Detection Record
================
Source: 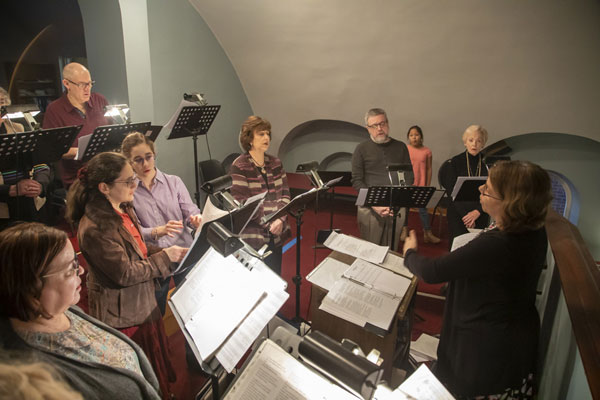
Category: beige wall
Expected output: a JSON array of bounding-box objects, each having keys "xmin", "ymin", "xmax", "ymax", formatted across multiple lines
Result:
[{"xmin": 190, "ymin": 0, "xmax": 600, "ymax": 178}]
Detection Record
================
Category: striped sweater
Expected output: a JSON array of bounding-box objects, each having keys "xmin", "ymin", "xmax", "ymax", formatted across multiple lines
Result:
[{"xmin": 229, "ymin": 153, "xmax": 291, "ymax": 250}]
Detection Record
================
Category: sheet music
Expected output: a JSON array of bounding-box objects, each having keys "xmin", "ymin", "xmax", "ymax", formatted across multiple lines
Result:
[
  {"xmin": 394, "ymin": 364, "xmax": 455, "ymax": 400},
  {"xmin": 450, "ymin": 231, "xmax": 480, "ymax": 252},
  {"xmin": 377, "ymin": 252, "xmax": 413, "ymax": 279},
  {"xmin": 224, "ymin": 339, "xmax": 356, "ymax": 400},
  {"xmin": 344, "ymin": 258, "xmax": 411, "ymax": 299},
  {"xmin": 170, "ymin": 249, "xmax": 266, "ymax": 359},
  {"xmin": 410, "ymin": 333, "xmax": 439, "ymax": 361},
  {"xmin": 164, "ymin": 99, "xmax": 199, "ymax": 130},
  {"xmin": 75, "ymin": 133, "xmax": 92, "ymax": 160},
  {"xmin": 198, "ymin": 196, "xmax": 230, "ymax": 232},
  {"xmin": 306, "ymin": 257, "xmax": 350, "ymax": 291},
  {"xmin": 244, "ymin": 190, "xmax": 267, "ymax": 206},
  {"xmin": 324, "ymin": 231, "xmax": 388, "ymax": 265},
  {"xmin": 319, "ymin": 278, "xmax": 400, "ymax": 330},
  {"xmin": 216, "ymin": 255, "xmax": 289, "ymax": 372}
]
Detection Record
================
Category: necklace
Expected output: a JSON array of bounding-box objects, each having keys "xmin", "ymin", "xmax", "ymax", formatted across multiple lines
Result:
[
  {"xmin": 465, "ymin": 151, "xmax": 481, "ymax": 177},
  {"xmin": 250, "ymin": 155, "xmax": 266, "ymax": 174}
]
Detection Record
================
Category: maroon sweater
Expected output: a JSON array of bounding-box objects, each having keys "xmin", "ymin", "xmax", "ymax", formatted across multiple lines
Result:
[
  {"xmin": 42, "ymin": 93, "xmax": 110, "ymax": 186},
  {"xmin": 229, "ymin": 153, "xmax": 291, "ymax": 250}
]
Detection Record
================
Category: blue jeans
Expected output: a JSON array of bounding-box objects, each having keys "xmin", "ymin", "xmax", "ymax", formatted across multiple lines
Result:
[{"xmin": 403, "ymin": 208, "xmax": 431, "ymax": 230}]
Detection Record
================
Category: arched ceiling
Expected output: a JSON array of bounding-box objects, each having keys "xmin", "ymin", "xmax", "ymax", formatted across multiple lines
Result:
[{"xmin": 188, "ymin": 0, "xmax": 600, "ymax": 160}]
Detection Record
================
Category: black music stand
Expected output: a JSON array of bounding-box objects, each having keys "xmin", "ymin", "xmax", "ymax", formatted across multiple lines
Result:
[
  {"xmin": 262, "ymin": 185, "xmax": 331, "ymax": 323},
  {"xmin": 167, "ymin": 105, "xmax": 221, "ymax": 207},
  {"xmin": 356, "ymin": 186, "xmax": 437, "ymax": 250},
  {"xmin": 0, "ymin": 126, "xmax": 81, "ymax": 171},
  {"xmin": 0, "ymin": 126, "xmax": 81, "ymax": 219},
  {"xmin": 451, "ymin": 176, "xmax": 487, "ymax": 202},
  {"xmin": 315, "ymin": 171, "xmax": 353, "ymax": 243},
  {"xmin": 145, "ymin": 125, "xmax": 163, "ymax": 142},
  {"xmin": 79, "ymin": 122, "xmax": 152, "ymax": 162}
]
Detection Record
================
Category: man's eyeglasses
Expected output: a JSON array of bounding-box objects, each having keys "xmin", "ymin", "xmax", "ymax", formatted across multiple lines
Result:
[
  {"xmin": 66, "ymin": 79, "xmax": 95, "ymax": 89},
  {"xmin": 367, "ymin": 121, "xmax": 388, "ymax": 130},
  {"xmin": 132, "ymin": 154, "xmax": 155, "ymax": 166},
  {"xmin": 481, "ymin": 183, "xmax": 502, "ymax": 200},
  {"xmin": 42, "ymin": 255, "xmax": 81, "ymax": 278},
  {"xmin": 113, "ymin": 175, "xmax": 138, "ymax": 188}
]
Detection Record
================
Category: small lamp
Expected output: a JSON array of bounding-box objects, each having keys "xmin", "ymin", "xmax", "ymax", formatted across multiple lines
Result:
[
  {"xmin": 200, "ymin": 175, "xmax": 241, "ymax": 210},
  {"xmin": 386, "ymin": 163, "xmax": 412, "ymax": 186},
  {"xmin": 104, "ymin": 104, "xmax": 130, "ymax": 124},
  {"xmin": 296, "ymin": 160, "xmax": 324, "ymax": 188},
  {"xmin": 184, "ymin": 92, "xmax": 208, "ymax": 106}
]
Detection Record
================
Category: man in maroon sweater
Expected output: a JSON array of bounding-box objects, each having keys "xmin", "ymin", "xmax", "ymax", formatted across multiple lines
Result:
[{"xmin": 43, "ymin": 62, "xmax": 110, "ymax": 188}]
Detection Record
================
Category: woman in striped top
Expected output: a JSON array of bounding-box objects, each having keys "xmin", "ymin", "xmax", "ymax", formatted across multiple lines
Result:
[{"xmin": 229, "ymin": 116, "xmax": 291, "ymax": 275}]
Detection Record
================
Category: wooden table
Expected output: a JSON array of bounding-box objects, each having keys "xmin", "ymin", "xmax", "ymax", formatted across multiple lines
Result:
[{"xmin": 308, "ymin": 251, "xmax": 418, "ymax": 381}]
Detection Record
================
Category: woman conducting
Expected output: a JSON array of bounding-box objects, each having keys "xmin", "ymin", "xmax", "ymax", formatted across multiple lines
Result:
[
  {"xmin": 442, "ymin": 124, "xmax": 490, "ymax": 249},
  {"xmin": 0, "ymin": 222, "xmax": 163, "ymax": 399},
  {"xmin": 403, "ymin": 160, "xmax": 552, "ymax": 398},
  {"xmin": 121, "ymin": 132, "xmax": 201, "ymax": 314},
  {"xmin": 229, "ymin": 116, "xmax": 291, "ymax": 275},
  {"xmin": 66, "ymin": 152, "xmax": 187, "ymax": 399}
]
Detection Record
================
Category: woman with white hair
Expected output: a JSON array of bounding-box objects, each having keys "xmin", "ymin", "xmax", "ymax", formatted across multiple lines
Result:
[{"xmin": 441, "ymin": 125, "xmax": 490, "ymax": 248}]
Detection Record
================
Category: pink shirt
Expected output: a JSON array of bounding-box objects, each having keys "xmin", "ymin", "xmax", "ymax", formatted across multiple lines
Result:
[{"xmin": 407, "ymin": 145, "xmax": 432, "ymax": 187}]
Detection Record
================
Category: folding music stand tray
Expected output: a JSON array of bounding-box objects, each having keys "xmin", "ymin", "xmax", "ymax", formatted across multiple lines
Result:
[
  {"xmin": 167, "ymin": 105, "xmax": 221, "ymax": 207},
  {"xmin": 79, "ymin": 122, "xmax": 152, "ymax": 162},
  {"xmin": 262, "ymin": 185, "xmax": 331, "ymax": 322},
  {"xmin": 356, "ymin": 185, "xmax": 437, "ymax": 250}
]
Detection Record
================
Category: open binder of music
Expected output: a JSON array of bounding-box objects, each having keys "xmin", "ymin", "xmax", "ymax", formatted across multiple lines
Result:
[
  {"xmin": 168, "ymin": 248, "xmax": 289, "ymax": 373},
  {"xmin": 223, "ymin": 338, "xmax": 359, "ymax": 400}
]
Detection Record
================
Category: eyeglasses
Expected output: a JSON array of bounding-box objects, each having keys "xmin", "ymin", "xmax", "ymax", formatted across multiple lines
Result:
[
  {"xmin": 113, "ymin": 175, "xmax": 138, "ymax": 188},
  {"xmin": 132, "ymin": 154, "xmax": 155, "ymax": 166},
  {"xmin": 42, "ymin": 255, "xmax": 81, "ymax": 278},
  {"xmin": 367, "ymin": 121, "xmax": 388, "ymax": 130},
  {"xmin": 481, "ymin": 183, "xmax": 502, "ymax": 200},
  {"xmin": 66, "ymin": 79, "xmax": 95, "ymax": 89}
]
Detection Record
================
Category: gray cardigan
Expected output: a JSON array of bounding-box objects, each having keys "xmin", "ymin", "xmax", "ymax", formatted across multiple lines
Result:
[{"xmin": 0, "ymin": 306, "xmax": 162, "ymax": 400}]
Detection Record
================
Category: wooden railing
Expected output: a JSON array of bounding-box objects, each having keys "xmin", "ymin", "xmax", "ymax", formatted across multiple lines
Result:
[{"xmin": 545, "ymin": 209, "xmax": 600, "ymax": 398}]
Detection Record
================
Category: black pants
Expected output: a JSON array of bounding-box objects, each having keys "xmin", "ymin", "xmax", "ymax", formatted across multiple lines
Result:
[{"xmin": 263, "ymin": 237, "xmax": 283, "ymax": 276}]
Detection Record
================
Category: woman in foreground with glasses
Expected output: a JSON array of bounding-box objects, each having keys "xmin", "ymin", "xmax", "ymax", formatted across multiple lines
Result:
[
  {"xmin": 0, "ymin": 222, "xmax": 163, "ymax": 399},
  {"xmin": 121, "ymin": 132, "xmax": 201, "ymax": 314},
  {"xmin": 403, "ymin": 160, "xmax": 552, "ymax": 399},
  {"xmin": 66, "ymin": 152, "xmax": 187, "ymax": 399}
]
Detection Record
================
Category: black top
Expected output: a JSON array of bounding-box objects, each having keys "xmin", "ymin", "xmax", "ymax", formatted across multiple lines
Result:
[{"xmin": 404, "ymin": 227, "xmax": 547, "ymax": 396}]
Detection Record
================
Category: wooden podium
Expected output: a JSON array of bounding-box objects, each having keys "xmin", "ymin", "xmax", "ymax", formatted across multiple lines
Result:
[{"xmin": 308, "ymin": 250, "xmax": 417, "ymax": 381}]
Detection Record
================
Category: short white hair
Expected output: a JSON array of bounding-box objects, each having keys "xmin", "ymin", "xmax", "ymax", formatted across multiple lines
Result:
[{"xmin": 462, "ymin": 124, "xmax": 488, "ymax": 145}]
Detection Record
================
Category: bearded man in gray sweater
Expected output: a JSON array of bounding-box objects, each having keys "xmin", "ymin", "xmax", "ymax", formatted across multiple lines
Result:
[{"xmin": 351, "ymin": 108, "xmax": 413, "ymax": 251}]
